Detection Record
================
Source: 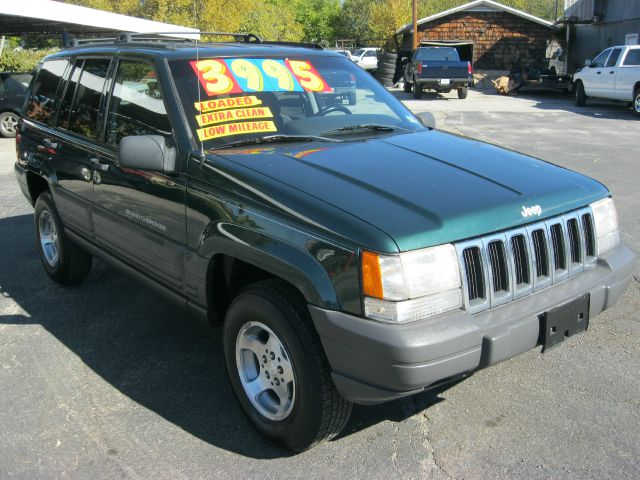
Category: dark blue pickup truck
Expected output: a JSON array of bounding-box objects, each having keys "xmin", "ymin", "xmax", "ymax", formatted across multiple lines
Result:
[{"xmin": 403, "ymin": 46, "xmax": 473, "ymax": 99}]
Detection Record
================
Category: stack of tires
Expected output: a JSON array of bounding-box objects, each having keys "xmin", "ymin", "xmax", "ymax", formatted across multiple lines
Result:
[{"xmin": 374, "ymin": 51, "xmax": 398, "ymax": 88}]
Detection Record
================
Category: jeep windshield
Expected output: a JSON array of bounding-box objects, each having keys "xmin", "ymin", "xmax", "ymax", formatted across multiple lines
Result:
[{"xmin": 169, "ymin": 54, "xmax": 424, "ymax": 150}]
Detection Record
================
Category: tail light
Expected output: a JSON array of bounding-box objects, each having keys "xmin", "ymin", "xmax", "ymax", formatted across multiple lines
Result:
[
  {"xmin": 349, "ymin": 73, "xmax": 356, "ymax": 85},
  {"xmin": 467, "ymin": 61, "xmax": 472, "ymax": 74},
  {"xmin": 417, "ymin": 63, "xmax": 422, "ymax": 74}
]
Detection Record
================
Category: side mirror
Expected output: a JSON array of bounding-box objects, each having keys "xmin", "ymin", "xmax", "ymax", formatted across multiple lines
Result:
[
  {"xmin": 584, "ymin": 59, "xmax": 592, "ymax": 67},
  {"xmin": 119, "ymin": 135, "xmax": 177, "ymax": 174},
  {"xmin": 416, "ymin": 112, "xmax": 436, "ymax": 129}
]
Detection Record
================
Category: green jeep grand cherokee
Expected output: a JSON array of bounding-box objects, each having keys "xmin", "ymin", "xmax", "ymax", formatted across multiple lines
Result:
[{"xmin": 14, "ymin": 34, "xmax": 635, "ymax": 451}]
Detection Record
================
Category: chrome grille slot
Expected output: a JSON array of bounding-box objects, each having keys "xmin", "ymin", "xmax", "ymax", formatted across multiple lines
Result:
[
  {"xmin": 487, "ymin": 241, "xmax": 508, "ymax": 293},
  {"xmin": 549, "ymin": 223, "xmax": 566, "ymax": 270},
  {"xmin": 531, "ymin": 229, "xmax": 549, "ymax": 278},
  {"xmin": 455, "ymin": 207, "xmax": 597, "ymax": 314},
  {"xmin": 567, "ymin": 218, "xmax": 581, "ymax": 263},
  {"xmin": 582, "ymin": 212, "xmax": 596, "ymax": 260},
  {"xmin": 462, "ymin": 246, "xmax": 485, "ymax": 302},
  {"xmin": 511, "ymin": 234, "xmax": 530, "ymax": 286}
]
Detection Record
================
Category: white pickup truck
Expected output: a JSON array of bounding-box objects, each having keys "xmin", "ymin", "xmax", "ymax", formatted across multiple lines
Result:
[{"xmin": 573, "ymin": 45, "xmax": 640, "ymax": 116}]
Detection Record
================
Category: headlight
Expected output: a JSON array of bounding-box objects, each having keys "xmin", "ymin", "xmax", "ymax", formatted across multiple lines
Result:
[
  {"xmin": 361, "ymin": 244, "xmax": 462, "ymax": 323},
  {"xmin": 590, "ymin": 197, "xmax": 620, "ymax": 255}
]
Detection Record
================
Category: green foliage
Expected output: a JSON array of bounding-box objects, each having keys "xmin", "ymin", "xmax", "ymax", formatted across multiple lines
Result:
[
  {"xmin": 0, "ymin": 48, "xmax": 58, "ymax": 73},
  {"xmin": 293, "ymin": 0, "xmax": 341, "ymax": 45}
]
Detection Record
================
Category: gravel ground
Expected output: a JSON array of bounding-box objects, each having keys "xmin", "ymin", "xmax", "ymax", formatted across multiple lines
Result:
[{"xmin": 0, "ymin": 88, "xmax": 638, "ymax": 479}]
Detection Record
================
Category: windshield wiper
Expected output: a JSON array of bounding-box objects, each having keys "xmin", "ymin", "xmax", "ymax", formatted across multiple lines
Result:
[
  {"xmin": 321, "ymin": 124, "xmax": 411, "ymax": 136},
  {"xmin": 213, "ymin": 134, "xmax": 340, "ymax": 150}
]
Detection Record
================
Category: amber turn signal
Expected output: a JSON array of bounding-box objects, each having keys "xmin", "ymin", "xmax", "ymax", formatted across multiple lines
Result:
[{"xmin": 361, "ymin": 251, "xmax": 384, "ymax": 299}]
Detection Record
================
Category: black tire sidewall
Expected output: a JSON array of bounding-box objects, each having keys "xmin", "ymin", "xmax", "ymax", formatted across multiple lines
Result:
[
  {"xmin": 634, "ymin": 89, "xmax": 640, "ymax": 116},
  {"xmin": 576, "ymin": 82, "xmax": 586, "ymax": 106},
  {"xmin": 223, "ymin": 290, "xmax": 325, "ymax": 450}
]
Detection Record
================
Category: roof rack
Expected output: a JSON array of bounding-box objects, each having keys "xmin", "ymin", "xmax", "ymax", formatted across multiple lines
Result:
[
  {"xmin": 67, "ymin": 31, "xmax": 262, "ymax": 48},
  {"xmin": 66, "ymin": 32, "xmax": 323, "ymax": 50}
]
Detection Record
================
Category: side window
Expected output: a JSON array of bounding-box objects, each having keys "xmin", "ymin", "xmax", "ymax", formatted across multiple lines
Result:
[
  {"xmin": 58, "ymin": 59, "xmax": 83, "ymax": 131},
  {"xmin": 25, "ymin": 59, "xmax": 69, "ymax": 125},
  {"xmin": 67, "ymin": 58, "xmax": 111, "ymax": 139},
  {"xmin": 605, "ymin": 48, "xmax": 622, "ymax": 67},
  {"xmin": 623, "ymin": 49, "xmax": 640, "ymax": 66},
  {"xmin": 592, "ymin": 49, "xmax": 610, "ymax": 68},
  {"xmin": 106, "ymin": 60, "xmax": 172, "ymax": 146}
]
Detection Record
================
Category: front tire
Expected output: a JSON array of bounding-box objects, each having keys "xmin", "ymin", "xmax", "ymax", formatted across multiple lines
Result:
[
  {"xmin": 223, "ymin": 279, "xmax": 352, "ymax": 451},
  {"xmin": 633, "ymin": 88, "xmax": 640, "ymax": 117},
  {"xmin": 0, "ymin": 111, "xmax": 19, "ymax": 138},
  {"xmin": 403, "ymin": 80, "xmax": 412, "ymax": 93},
  {"xmin": 34, "ymin": 191, "xmax": 92, "ymax": 284},
  {"xmin": 575, "ymin": 81, "xmax": 587, "ymax": 106}
]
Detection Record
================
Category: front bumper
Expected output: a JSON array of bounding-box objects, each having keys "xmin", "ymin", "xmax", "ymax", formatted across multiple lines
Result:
[{"xmin": 310, "ymin": 243, "xmax": 635, "ymax": 405}]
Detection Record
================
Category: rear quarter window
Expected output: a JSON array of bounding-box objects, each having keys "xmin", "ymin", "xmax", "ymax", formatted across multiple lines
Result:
[
  {"xmin": 25, "ymin": 59, "xmax": 69, "ymax": 125},
  {"xmin": 623, "ymin": 49, "xmax": 640, "ymax": 66}
]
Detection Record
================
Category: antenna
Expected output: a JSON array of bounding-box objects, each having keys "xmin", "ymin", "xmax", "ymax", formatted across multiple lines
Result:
[{"xmin": 193, "ymin": 0, "xmax": 206, "ymax": 166}]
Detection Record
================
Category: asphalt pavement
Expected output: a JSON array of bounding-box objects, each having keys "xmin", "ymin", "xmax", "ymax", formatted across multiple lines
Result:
[{"xmin": 1, "ymin": 89, "xmax": 638, "ymax": 479}]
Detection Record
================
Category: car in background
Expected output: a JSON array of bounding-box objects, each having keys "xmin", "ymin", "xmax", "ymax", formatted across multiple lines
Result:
[
  {"xmin": 352, "ymin": 47, "xmax": 379, "ymax": 71},
  {"xmin": 403, "ymin": 46, "xmax": 473, "ymax": 99},
  {"xmin": 331, "ymin": 49, "xmax": 353, "ymax": 61},
  {"xmin": 0, "ymin": 72, "xmax": 32, "ymax": 137},
  {"xmin": 573, "ymin": 45, "xmax": 640, "ymax": 116}
]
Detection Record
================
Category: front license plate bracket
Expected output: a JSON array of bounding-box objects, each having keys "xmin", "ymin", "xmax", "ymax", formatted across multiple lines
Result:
[{"xmin": 539, "ymin": 294, "xmax": 590, "ymax": 352}]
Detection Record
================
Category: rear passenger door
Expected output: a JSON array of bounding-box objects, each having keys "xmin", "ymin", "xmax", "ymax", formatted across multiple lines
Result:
[
  {"xmin": 615, "ymin": 48, "xmax": 639, "ymax": 101},
  {"xmin": 52, "ymin": 57, "xmax": 112, "ymax": 237},
  {"xmin": 92, "ymin": 57, "xmax": 187, "ymax": 292}
]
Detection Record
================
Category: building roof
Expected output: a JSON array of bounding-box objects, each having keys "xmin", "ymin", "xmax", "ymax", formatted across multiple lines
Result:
[
  {"xmin": 0, "ymin": 0, "xmax": 199, "ymax": 38},
  {"xmin": 396, "ymin": 0, "xmax": 555, "ymax": 35}
]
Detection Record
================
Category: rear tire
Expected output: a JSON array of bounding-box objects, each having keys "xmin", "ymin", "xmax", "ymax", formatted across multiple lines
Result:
[
  {"xmin": 403, "ymin": 80, "xmax": 412, "ymax": 93},
  {"xmin": 34, "ymin": 191, "xmax": 92, "ymax": 285},
  {"xmin": 575, "ymin": 81, "xmax": 586, "ymax": 106},
  {"xmin": 413, "ymin": 79, "xmax": 423, "ymax": 99},
  {"xmin": 457, "ymin": 87, "xmax": 468, "ymax": 99},
  {"xmin": 633, "ymin": 88, "xmax": 640, "ymax": 117},
  {"xmin": 223, "ymin": 279, "xmax": 352, "ymax": 452}
]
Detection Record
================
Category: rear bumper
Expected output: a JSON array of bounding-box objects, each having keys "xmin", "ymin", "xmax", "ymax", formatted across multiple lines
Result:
[
  {"xmin": 310, "ymin": 243, "xmax": 635, "ymax": 405},
  {"xmin": 415, "ymin": 77, "xmax": 473, "ymax": 89}
]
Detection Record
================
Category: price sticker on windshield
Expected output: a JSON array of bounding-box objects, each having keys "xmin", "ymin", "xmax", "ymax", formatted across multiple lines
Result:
[{"xmin": 191, "ymin": 58, "xmax": 332, "ymax": 96}]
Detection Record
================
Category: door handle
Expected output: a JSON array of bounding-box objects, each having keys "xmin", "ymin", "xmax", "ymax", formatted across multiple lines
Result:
[
  {"xmin": 609, "ymin": 71, "xmax": 614, "ymax": 74},
  {"xmin": 90, "ymin": 157, "xmax": 110, "ymax": 171},
  {"xmin": 596, "ymin": 71, "xmax": 601, "ymax": 74}
]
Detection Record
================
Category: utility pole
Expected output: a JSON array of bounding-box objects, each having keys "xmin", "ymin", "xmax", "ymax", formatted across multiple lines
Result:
[{"xmin": 412, "ymin": 0, "xmax": 418, "ymax": 49}]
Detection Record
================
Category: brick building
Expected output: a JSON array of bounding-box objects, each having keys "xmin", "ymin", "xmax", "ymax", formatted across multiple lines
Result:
[{"xmin": 397, "ymin": 0, "xmax": 557, "ymax": 71}]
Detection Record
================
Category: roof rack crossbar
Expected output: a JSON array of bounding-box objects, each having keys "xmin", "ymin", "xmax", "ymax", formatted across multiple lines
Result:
[{"xmin": 67, "ymin": 31, "xmax": 263, "ymax": 48}]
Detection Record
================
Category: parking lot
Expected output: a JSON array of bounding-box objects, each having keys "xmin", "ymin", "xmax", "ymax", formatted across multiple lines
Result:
[{"xmin": 1, "ymin": 89, "xmax": 638, "ymax": 479}]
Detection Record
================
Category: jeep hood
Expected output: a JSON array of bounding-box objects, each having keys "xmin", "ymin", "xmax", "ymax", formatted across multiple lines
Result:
[{"xmin": 213, "ymin": 130, "xmax": 608, "ymax": 253}]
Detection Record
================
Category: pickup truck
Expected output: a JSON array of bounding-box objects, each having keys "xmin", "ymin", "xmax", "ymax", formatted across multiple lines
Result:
[
  {"xmin": 573, "ymin": 44, "xmax": 640, "ymax": 116},
  {"xmin": 403, "ymin": 46, "xmax": 473, "ymax": 99}
]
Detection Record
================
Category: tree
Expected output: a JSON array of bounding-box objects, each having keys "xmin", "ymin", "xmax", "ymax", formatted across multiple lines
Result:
[
  {"xmin": 369, "ymin": 0, "xmax": 411, "ymax": 46},
  {"xmin": 292, "ymin": 0, "xmax": 340, "ymax": 45},
  {"xmin": 336, "ymin": 0, "xmax": 376, "ymax": 46}
]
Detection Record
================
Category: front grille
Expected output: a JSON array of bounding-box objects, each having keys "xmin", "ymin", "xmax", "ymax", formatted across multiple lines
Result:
[{"xmin": 455, "ymin": 207, "xmax": 596, "ymax": 314}]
